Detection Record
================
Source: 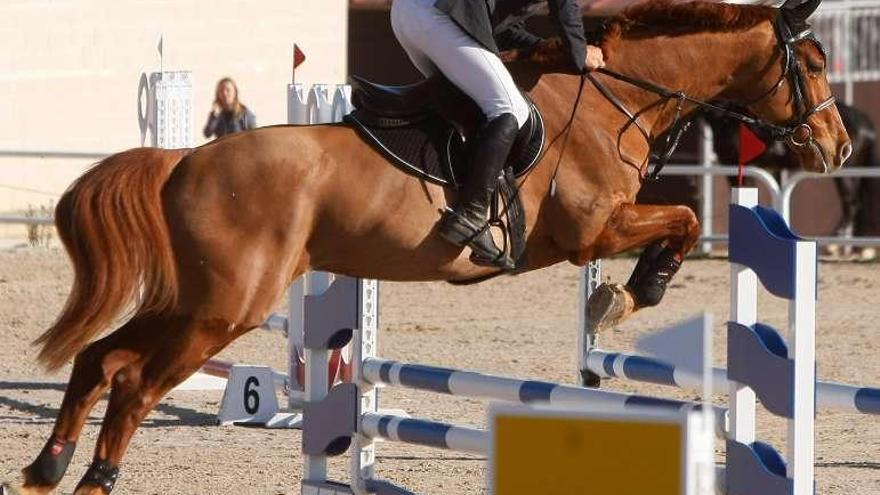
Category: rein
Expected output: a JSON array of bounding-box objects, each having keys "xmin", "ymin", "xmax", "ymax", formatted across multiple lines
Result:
[{"xmin": 586, "ymin": 14, "xmax": 837, "ymax": 179}]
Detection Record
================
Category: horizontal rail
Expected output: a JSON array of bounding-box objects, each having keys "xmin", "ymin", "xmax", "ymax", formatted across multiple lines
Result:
[
  {"xmin": 0, "ymin": 216, "xmax": 54, "ymax": 226},
  {"xmin": 198, "ymin": 359, "xmax": 288, "ymax": 387},
  {"xmin": 0, "ymin": 150, "xmax": 111, "ymax": 160},
  {"xmin": 662, "ymin": 165, "xmax": 782, "ymax": 209},
  {"xmin": 699, "ymin": 234, "xmax": 880, "ymax": 247},
  {"xmin": 363, "ymin": 358, "xmax": 728, "ymax": 438},
  {"xmin": 361, "ymin": 413, "xmax": 487, "ymax": 454},
  {"xmin": 781, "ymin": 168, "xmax": 880, "ymax": 223},
  {"xmin": 663, "ymin": 165, "xmax": 880, "ymax": 248},
  {"xmin": 587, "ymin": 349, "xmax": 880, "ymax": 416}
]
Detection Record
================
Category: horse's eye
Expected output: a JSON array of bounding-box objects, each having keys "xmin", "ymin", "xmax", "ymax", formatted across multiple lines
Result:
[{"xmin": 807, "ymin": 59, "xmax": 824, "ymax": 74}]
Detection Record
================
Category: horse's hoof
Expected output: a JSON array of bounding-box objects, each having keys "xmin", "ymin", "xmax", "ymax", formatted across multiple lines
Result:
[{"xmin": 585, "ymin": 283, "xmax": 636, "ymax": 333}]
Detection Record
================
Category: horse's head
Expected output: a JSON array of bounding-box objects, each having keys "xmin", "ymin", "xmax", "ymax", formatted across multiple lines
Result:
[{"xmin": 738, "ymin": 0, "xmax": 850, "ymax": 173}]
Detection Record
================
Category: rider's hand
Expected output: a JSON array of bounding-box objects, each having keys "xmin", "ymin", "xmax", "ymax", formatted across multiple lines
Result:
[
  {"xmin": 212, "ymin": 103, "xmax": 223, "ymax": 117},
  {"xmin": 585, "ymin": 45, "xmax": 605, "ymax": 71}
]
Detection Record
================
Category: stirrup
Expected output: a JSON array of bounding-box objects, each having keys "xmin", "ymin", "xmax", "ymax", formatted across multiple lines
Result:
[
  {"xmin": 469, "ymin": 249, "xmax": 515, "ymax": 271},
  {"xmin": 438, "ymin": 208, "xmax": 515, "ymax": 270}
]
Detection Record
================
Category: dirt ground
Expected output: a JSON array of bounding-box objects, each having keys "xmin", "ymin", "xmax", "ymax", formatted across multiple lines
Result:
[{"xmin": 1, "ymin": 247, "xmax": 878, "ymax": 494}]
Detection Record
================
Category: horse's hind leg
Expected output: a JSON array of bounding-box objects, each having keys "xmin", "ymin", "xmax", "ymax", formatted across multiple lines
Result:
[
  {"xmin": 69, "ymin": 313, "xmax": 252, "ymax": 495},
  {"xmin": 583, "ymin": 203, "xmax": 700, "ymax": 333},
  {"xmin": 3, "ymin": 321, "xmax": 149, "ymax": 495}
]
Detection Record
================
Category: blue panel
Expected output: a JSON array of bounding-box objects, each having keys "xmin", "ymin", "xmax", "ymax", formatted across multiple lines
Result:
[
  {"xmin": 519, "ymin": 381, "xmax": 555, "ymax": 403},
  {"xmin": 728, "ymin": 322, "xmax": 795, "ymax": 418},
  {"xmin": 729, "ymin": 204, "xmax": 806, "ymax": 300},
  {"xmin": 855, "ymin": 388, "xmax": 880, "ymax": 415},
  {"xmin": 621, "ymin": 355, "xmax": 677, "ymax": 386},
  {"xmin": 753, "ymin": 322, "xmax": 789, "ymax": 358},
  {"xmin": 726, "ymin": 440, "xmax": 793, "ymax": 495},
  {"xmin": 394, "ymin": 418, "xmax": 453, "ymax": 450},
  {"xmin": 753, "ymin": 441, "xmax": 788, "ymax": 478},
  {"xmin": 754, "ymin": 205, "xmax": 800, "ymax": 241},
  {"xmin": 396, "ymin": 364, "xmax": 454, "ymax": 394}
]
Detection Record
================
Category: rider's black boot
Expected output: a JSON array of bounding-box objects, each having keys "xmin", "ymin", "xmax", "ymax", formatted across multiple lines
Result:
[{"xmin": 438, "ymin": 113, "xmax": 518, "ymax": 270}]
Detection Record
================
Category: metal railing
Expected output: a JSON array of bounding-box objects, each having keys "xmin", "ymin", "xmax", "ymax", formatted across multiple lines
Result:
[
  {"xmin": 668, "ymin": 164, "xmax": 880, "ymax": 247},
  {"xmin": 0, "ymin": 149, "xmax": 108, "ymax": 226},
  {"xmin": 0, "ymin": 150, "xmax": 110, "ymax": 160},
  {"xmin": 814, "ymin": 1, "xmax": 880, "ymax": 102},
  {"xmin": 781, "ymin": 167, "xmax": 880, "ymax": 247},
  {"xmin": 0, "ymin": 215, "xmax": 53, "ymax": 225}
]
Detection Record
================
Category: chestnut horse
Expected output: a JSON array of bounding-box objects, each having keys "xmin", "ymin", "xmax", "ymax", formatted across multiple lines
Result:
[{"xmin": 4, "ymin": 1, "xmax": 850, "ymax": 494}]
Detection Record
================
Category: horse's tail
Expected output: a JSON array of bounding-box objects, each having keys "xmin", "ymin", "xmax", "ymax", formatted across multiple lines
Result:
[{"xmin": 35, "ymin": 147, "xmax": 189, "ymax": 371}]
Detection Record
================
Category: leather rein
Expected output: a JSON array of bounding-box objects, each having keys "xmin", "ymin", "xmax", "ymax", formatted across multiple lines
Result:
[{"xmin": 586, "ymin": 14, "xmax": 837, "ymax": 180}]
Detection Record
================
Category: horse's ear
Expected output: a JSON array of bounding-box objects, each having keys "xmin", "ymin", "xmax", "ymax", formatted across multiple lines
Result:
[{"xmin": 781, "ymin": 0, "xmax": 821, "ymax": 27}]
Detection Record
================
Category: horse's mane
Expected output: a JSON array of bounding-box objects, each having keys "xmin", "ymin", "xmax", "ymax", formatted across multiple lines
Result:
[{"xmin": 604, "ymin": 0, "xmax": 777, "ymax": 40}]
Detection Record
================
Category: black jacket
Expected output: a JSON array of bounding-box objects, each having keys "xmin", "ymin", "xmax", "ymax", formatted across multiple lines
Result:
[
  {"xmin": 433, "ymin": 0, "xmax": 587, "ymax": 72},
  {"xmin": 203, "ymin": 107, "xmax": 257, "ymax": 139}
]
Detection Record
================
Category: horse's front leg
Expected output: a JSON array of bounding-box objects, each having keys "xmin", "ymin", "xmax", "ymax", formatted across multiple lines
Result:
[{"xmin": 583, "ymin": 203, "xmax": 700, "ymax": 333}]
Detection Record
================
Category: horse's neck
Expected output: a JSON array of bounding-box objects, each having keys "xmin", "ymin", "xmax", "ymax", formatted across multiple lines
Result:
[{"xmin": 586, "ymin": 28, "xmax": 766, "ymax": 136}]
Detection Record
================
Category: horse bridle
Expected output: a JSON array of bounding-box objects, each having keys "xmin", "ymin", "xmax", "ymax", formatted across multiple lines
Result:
[{"xmin": 586, "ymin": 13, "xmax": 837, "ymax": 179}]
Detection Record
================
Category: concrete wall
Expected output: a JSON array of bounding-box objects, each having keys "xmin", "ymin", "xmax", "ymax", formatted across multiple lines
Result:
[{"xmin": 0, "ymin": 0, "xmax": 347, "ymax": 239}]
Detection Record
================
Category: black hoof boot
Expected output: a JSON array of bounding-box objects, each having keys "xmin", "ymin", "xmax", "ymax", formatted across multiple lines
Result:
[
  {"xmin": 76, "ymin": 459, "xmax": 119, "ymax": 494},
  {"xmin": 22, "ymin": 436, "xmax": 77, "ymax": 489},
  {"xmin": 627, "ymin": 246, "xmax": 682, "ymax": 307}
]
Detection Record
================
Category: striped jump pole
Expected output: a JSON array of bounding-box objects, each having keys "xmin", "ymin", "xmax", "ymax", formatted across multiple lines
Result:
[
  {"xmin": 363, "ymin": 358, "xmax": 728, "ymax": 438},
  {"xmin": 585, "ymin": 350, "xmax": 880, "ymax": 416},
  {"xmin": 361, "ymin": 413, "xmax": 488, "ymax": 455}
]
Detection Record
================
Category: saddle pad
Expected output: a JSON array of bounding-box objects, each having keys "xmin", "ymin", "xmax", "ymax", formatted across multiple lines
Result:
[{"xmin": 344, "ymin": 100, "xmax": 545, "ymax": 189}]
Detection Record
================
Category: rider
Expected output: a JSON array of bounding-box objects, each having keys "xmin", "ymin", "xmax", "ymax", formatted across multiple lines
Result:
[{"xmin": 391, "ymin": 0, "xmax": 605, "ymax": 269}]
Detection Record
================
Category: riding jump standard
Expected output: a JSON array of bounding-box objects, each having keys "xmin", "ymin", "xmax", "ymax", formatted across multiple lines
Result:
[{"xmin": 299, "ymin": 187, "xmax": 821, "ymax": 495}]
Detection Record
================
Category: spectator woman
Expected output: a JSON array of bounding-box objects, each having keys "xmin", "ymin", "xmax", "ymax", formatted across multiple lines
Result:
[{"xmin": 203, "ymin": 77, "xmax": 257, "ymax": 139}]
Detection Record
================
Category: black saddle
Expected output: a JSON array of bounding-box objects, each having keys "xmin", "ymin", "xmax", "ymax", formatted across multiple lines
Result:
[{"xmin": 344, "ymin": 75, "xmax": 544, "ymax": 188}]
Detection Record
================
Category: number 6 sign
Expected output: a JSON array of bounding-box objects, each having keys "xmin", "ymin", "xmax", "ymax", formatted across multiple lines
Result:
[{"xmin": 217, "ymin": 366, "xmax": 281, "ymax": 426}]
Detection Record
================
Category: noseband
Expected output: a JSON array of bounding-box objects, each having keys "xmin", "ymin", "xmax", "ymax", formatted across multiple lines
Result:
[{"xmin": 587, "ymin": 13, "xmax": 837, "ymax": 179}]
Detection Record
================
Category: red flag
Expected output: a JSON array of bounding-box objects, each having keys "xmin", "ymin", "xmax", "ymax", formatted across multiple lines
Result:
[
  {"xmin": 737, "ymin": 125, "xmax": 766, "ymax": 186},
  {"xmin": 291, "ymin": 44, "xmax": 306, "ymax": 84},
  {"xmin": 294, "ymin": 44, "xmax": 306, "ymax": 69},
  {"xmin": 738, "ymin": 124, "xmax": 766, "ymax": 165}
]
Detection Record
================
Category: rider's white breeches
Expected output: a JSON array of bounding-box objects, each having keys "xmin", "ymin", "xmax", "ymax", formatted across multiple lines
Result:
[{"xmin": 390, "ymin": 0, "xmax": 531, "ymax": 128}]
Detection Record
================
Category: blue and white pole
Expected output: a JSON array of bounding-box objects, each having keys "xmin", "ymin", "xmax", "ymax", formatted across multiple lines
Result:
[
  {"xmin": 363, "ymin": 358, "xmax": 728, "ymax": 438},
  {"xmin": 584, "ymin": 349, "xmax": 880, "ymax": 416}
]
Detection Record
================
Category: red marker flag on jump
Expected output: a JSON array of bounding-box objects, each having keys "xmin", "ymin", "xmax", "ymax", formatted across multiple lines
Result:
[
  {"xmin": 294, "ymin": 44, "xmax": 306, "ymax": 69},
  {"xmin": 737, "ymin": 124, "xmax": 767, "ymax": 186},
  {"xmin": 292, "ymin": 44, "xmax": 307, "ymax": 84}
]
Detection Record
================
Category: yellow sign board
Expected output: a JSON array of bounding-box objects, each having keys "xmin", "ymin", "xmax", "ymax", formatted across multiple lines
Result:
[{"xmin": 490, "ymin": 407, "xmax": 712, "ymax": 495}]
